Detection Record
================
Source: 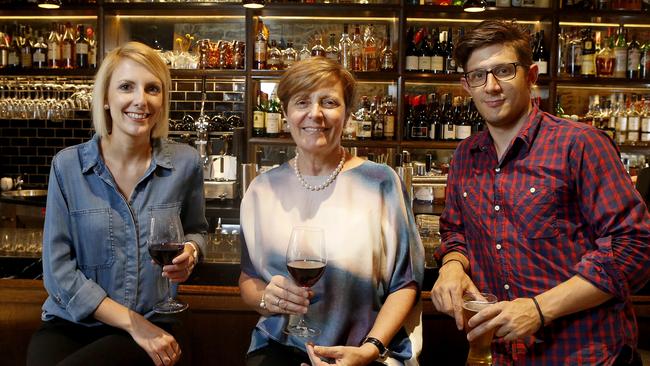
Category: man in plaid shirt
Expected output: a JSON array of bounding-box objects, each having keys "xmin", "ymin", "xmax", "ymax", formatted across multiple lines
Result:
[{"xmin": 430, "ymin": 19, "xmax": 650, "ymax": 365}]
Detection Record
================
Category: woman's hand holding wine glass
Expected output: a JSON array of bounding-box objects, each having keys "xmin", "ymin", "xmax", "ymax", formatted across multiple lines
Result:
[{"xmin": 261, "ymin": 275, "xmax": 311, "ymax": 315}]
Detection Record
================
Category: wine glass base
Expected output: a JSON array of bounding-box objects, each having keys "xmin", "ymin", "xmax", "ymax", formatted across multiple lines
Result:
[
  {"xmin": 284, "ymin": 324, "xmax": 321, "ymax": 338},
  {"xmin": 153, "ymin": 300, "xmax": 188, "ymax": 314}
]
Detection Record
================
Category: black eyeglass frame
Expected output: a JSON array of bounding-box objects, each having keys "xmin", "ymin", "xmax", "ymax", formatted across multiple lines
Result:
[{"xmin": 464, "ymin": 62, "xmax": 526, "ymax": 88}]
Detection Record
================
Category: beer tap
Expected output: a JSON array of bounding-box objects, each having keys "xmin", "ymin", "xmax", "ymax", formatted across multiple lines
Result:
[{"xmin": 195, "ymin": 76, "xmax": 210, "ymax": 172}]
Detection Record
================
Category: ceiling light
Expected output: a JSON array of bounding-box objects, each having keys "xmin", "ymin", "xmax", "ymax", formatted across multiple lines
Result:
[
  {"xmin": 463, "ymin": 0, "xmax": 487, "ymax": 12},
  {"xmin": 38, "ymin": 0, "xmax": 61, "ymax": 9},
  {"xmin": 242, "ymin": 0, "xmax": 264, "ymax": 9}
]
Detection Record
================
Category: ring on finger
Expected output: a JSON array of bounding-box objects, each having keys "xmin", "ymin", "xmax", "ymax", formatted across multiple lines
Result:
[{"xmin": 276, "ymin": 297, "xmax": 282, "ymax": 307}]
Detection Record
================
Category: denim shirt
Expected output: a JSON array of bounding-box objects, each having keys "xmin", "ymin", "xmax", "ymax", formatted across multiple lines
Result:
[{"xmin": 41, "ymin": 134, "xmax": 208, "ymax": 325}]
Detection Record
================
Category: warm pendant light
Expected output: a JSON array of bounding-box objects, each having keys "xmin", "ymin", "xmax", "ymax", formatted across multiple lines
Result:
[
  {"xmin": 38, "ymin": 0, "xmax": 61, "ymax": 9},
  {"xmin": 242, "ymin": 0, "xmax": 264, "ymax": 8},
  {"xmin": 463, "ymin": 0, "xmax": 487, "ymax": 12}
]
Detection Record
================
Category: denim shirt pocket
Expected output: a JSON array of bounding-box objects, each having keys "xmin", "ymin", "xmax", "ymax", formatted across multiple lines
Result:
[
  {"xmin": 512, "ymin": 184, "xmax": 559, "ymax": 239},
  {"xmin": 70, "ymin": 207, "xmax": 115, "ymax": 269},
  {"xmin": 148, "ymin": 202, "xmax": 183, "ymax": 233}
]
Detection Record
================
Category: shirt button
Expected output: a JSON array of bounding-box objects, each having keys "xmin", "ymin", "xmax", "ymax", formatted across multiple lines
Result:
[
  {"xmin": 495, "ymin": 167, "xmax": 501, "ymax": 173},
  {"xmin": 530, "ymin": 187, "xmax": 536, "ymax": 193},
  {"xmin": 504, "ymin": 284, "xmax": 510, "ymax": 290},
  {"xmin": 496, "ymin": 243, "xmax": 502, "ymax": 250},
  {"xmin": 494, "ymin": 205, "xmax": 500, "ymax": 211},
  {"xmin": 463, "ymin": 192, "xmax": 468, "ymax": 198}
]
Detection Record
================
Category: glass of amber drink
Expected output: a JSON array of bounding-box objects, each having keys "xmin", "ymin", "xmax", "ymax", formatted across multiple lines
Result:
[{"xmin": 463, "ymin": 292, "xmax": 498, "ymax": 366}]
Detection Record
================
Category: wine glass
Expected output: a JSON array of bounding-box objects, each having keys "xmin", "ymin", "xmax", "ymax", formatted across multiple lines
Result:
[
  {"xmin": 148, "ymin": 213, "xmax": 188, "ymax": 314},
  {"xmin": 285, "ymin": 226, "xmax": 327, "ymax": 337}
]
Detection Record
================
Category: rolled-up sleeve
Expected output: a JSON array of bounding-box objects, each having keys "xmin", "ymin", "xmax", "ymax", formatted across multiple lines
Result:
[
  {"xmin": 436, "ymin": 148, "xmax": 469, "ymax": 261},
  {"xmin": 42, "ymin": 156, "xmax": 107, "ymax": 322},
  {"xmin": 571, "ymin": 131, "xmax": 650, "ymax": 299}
]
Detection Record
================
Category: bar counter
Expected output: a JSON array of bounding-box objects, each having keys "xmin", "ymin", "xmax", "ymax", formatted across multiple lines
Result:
[{"xmin": 3, "ymin": 275, "xmax": 650, "ymax": 366}]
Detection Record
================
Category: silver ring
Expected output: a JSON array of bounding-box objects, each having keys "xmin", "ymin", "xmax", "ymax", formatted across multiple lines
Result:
[{"xmin": 276, "ymin": 297, "xmax": 282, "ymax": 307}]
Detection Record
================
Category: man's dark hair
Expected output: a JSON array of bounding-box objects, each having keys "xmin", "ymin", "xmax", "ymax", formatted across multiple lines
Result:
[{"xmin": 454, "ymin": 19, "xmax": 533, "ymax": 72}]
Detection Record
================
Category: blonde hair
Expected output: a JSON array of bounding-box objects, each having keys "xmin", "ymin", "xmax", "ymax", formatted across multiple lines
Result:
[
  {"xmin": 277, "ymin": 57, "xmax": 357, "ymax": 118},
  {"xmin": 92, "ymin": 41, "xmax": 171, "ymax": 138}
]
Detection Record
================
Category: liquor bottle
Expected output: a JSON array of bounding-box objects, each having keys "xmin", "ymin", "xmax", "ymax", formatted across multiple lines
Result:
[
  {"xmin": 457, "ymin": 27, "xmax": 465, "ymax": 73},
  {"xmin": 614, "ymin": 94, "xmax": 628, "ymax": 145},
  {"xmin": 32, "ymin": 35, "xmax": 47, "ymax": 68},
  {"xmin": 627, "ymin": 34, "xmax": 641, "ymax": 79},
  {"xmin": 405, "ymin": 27, "xmax": 419, "ymax": 72},
  {"xmin": 310, "ymin": 33, "xmax": 325, "ymax": 58},
  {"xmin": 596, "ymin": 33, "xmax": 615, "ymax": 77},
  {"xmin": 413, "ymin": 95, "xmax": 429, "ymax": 140},
  {"xmin": 557, "ymin": 28, "xmax": 567, "ymax": 75},
  {"xmin": 430, "ymin": 28, "xmax": 444, "ymax": 74},
  {"xmin": 456, "ymin": 97, "xmax": 473, "ymax": 140},
  {"xmin": 75, "ymin": 24, "xmax": 88, "ymax": 68},
  {"xmin": 282, "ymin": 41, "xmax": 297, "ymax": 69},
  {"xmin": 383, "ymin": 95, "xmax": 395, "ymax": 140},
  {"xmin": 46, "ymin": 23, "xmax": 61, "ymax": 68},
  {"xmin": 428, "ymin": 93, "xmax": 442, "ymax": 141},
  {"xmin": 357, "ymin": 96, "xmax": 372, "ymax": 140},
  {"xmin": 253, "ymin": 27, "xmax": 267, "ymax": 70},
  {"xmin": 403, "ymin": 95, "xmax": 414, "ymax": 140},
  {"xmin": 253, "ymin": 91, "xmax": 266, "ymax": 137},
  {"xmin": 600, "ymin": 99, "xmax": 616, "ymax": 140},
  {"xmin": 298, "ymin": 43, "xmax": 311, "ymax": 61},
  {"xmin": 441, "ymin": 94, "xmax": 456, "ymax": 141},
  {"xmin": 362, "ymin": 24, "xmax": 378, "ymax": 71},
  {"xmin": 351, "ymin": 25, "xmax": 363, "ymax": 71},
  {"xmin": 580, "ymin": 28, "xmax": 596, "ymax": 77},
  {"xmin": 444, "ymin": 27, "xmax": 456, "ymax": 74},
  {"xmin": 371, "ymin": 96, "xmax": 384, "ymax": 140},
  {"xmin": 641, "ymin": 98, "xmax": 650, "ymax": 143},
  {"xmin": 418, "ymin": 29, "xmax": 431, "ymax": 72},
  {"xmin": 533, "ymin": 30, "xmax": 548, "ymax": 75},
  {"xmin": 325, "ymin": 33, "xmax": 340, "ymax": 63},
  {"xmin": 471, "ymin": 100, "xmax": 484, "ymax": 135},
  {"xmin": 265, "ymin": 93, "xmax": 281, "ymax": 138},
  {"xmin": 627, "ymin": 94, "xmax": 641, "ymax": 144},
  {"xmin": 339, "ymin": 25, "xmax": 352, "ymax": 70},
  {"xmin": 87, "ymin": 26, "xmax": 96, "ymax": 68},
  {"xmin": 20, "ymin": 25, "xmax": 33, "ymax": 69},
  {"xmin": 7, "ymin": 30, "xmax": 20, "ymax": 68},
  {"xmin": 0, "ymin": 27, "xmax": 8, "ymax": 68},
  {"xmin": 61, "ymin": 23, "xmax": 75, "ymax": 69},
  {"xmin": 613, "ymin": 25, "xmax": 627, "ymax": 78},
  {"xmin": 267, "ymin": 40, "xmax": 282, "ymax": 70},
  {"xmin": 641, "ymin": 42, "xmax": 650, "ymax": 80},
  {"xmin": 379, "ymin": 29, "xmax": 395, "ymax": 72},
  {"xmin": 567, "ymin": 30, "xmax": 583, "ymax": 77}
]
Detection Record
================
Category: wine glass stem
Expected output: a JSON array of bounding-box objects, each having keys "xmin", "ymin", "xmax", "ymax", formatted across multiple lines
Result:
[{"xmin": 166, "ymin": 277, "xmax": 173, "ymax": 302}]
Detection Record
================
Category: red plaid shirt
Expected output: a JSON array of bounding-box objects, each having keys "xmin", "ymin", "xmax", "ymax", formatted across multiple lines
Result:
[{"xmin": 437, "ymin": 105, "xmax": 650, "ymax": 365}]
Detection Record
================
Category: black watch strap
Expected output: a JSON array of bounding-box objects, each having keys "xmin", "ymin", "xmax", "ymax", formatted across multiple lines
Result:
[{"xmin": 362, "ymin": 336, "xmax": 389, "ymax": 358}]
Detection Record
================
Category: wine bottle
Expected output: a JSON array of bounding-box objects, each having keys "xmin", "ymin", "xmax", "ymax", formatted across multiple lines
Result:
[
  {"xmin": 533, "ymin": 30, "xmax": 548, "ymax": 75},
  {"xmin": 75, "ymin": 24, "xmax": 88, "ymax": 68}
]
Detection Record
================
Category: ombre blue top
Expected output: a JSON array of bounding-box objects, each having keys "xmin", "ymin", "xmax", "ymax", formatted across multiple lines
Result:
[
  {"xmin": 41, "ymin": 134, "xmax": 208, "ymax": 325},
  {"xmin": 240, "ymin": 160, "xmax": 424, "ymax": 365}
]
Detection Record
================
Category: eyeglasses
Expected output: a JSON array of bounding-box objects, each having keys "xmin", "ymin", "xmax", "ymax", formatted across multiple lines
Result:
[{"xmin": 464, "ymin": 62, "xmax": 524, "ymax": 88}]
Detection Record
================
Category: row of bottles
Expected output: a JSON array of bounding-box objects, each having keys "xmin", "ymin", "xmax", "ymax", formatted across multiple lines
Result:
[
  {"xmin": 253, "ymin": 90, "xmax": 285, "ymax": 138},
  {"xmin": 405, "ymin": 26, "xmax": 461, "ymax": 73},
  {"xmin": 562, "ymin": 0, "xmax": 649, "ymax": 10},
  {"xmin": 345, "ymin": 95, "xmax": 397, "ymax": 140},
  {"xmin": 0, "ymin": 23, "xmax": 96, "ymax": 70},
  {"xmin": 254, "ymin": 22, "xmax": 395, "ymax": 72},
  {"xmin": 408, "ymin": 0, "xmax": 551, "ymax": 6},
  {"xmin": 556, "ymin": 93, "xmax": 650, "ymax": 145},
  {"xmin": 558, "ymin": 25, "xmax": 650, "ymax": 79},
  {"xmin": 403, "ymin": 93, "xmax": 485, "ymax": 141}
]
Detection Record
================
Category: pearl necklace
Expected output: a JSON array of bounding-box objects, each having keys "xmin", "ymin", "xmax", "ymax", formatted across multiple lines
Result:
[{"xmin": 293, "ymin": 148, "xmax": 346, "ymax": 191}]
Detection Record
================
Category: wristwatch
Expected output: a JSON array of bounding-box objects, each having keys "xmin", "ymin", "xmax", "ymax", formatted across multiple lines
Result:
[{"xmin": 362, "ymin": 336, "xmax": 389, "ymax": 358}]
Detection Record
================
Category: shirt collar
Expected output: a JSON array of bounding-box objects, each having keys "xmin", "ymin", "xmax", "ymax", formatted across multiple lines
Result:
[
  {"xmin": 80, "ymin": 134, "xmax": 173, "ymax": 173},
  {"xmin": 470, "ymin": 104, "xmax": 542, "ymax": 155}
]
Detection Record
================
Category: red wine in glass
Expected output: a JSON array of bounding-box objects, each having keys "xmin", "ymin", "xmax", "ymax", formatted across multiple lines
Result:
[
  {"xmin": 148, "ymin": 242, "xmax": 184, "ymax": 266},
  {"xmin": 148, "ymin": 215, "xmax": 188, "ymax": 314},
  {"xmin": 285, "ymin": 226, "xmax": 327, "ymax": 337},
  {"xmin": 287, "ymin": 260, "xmax": 326, "ymax": 287}
]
